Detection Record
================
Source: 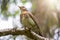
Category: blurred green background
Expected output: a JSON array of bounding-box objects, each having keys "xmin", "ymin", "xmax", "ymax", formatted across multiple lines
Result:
[{"xmin": 0, "ymin": 0, "xmax": 60, "ymax": 40}]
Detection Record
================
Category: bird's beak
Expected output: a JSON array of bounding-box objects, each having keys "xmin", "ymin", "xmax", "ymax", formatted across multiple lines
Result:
[{"xmin": 18, "ymin": 6, "xmax": 21, "ymax": 9}]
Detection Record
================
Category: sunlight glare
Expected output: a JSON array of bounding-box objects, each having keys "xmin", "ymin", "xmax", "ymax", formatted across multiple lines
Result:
[{"xmin": 44, "ymin": 0, "xmax": 60, "ymax": 11}]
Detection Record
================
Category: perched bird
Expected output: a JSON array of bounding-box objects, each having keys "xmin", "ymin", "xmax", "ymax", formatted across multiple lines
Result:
[{"xmin": 18, "ymin": 6, "xmax": 42, "ymax": 36}]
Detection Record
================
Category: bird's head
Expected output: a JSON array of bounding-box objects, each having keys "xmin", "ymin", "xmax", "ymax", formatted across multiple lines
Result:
[
  {"xmin": 18, "ymin": 6, "xmax": 27, "ymax": 11},
  {"xmin": 18, "ymin": 6, "xmax": 28, "ymax": 19}
]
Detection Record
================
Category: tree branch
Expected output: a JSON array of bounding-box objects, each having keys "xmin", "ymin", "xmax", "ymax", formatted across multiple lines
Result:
[
  {"xmin": 0, "ymin": 28, "xmax": 34, "ymax": 39},
  {"xmin": 0, "ymin": 27, "xmax": 54, "ymax": 40}
]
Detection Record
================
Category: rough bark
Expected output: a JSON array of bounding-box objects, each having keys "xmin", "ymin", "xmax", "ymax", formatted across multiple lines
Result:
[{"xmin": 0, "ymin": 27, "xmax": 53, "ymax": 40}]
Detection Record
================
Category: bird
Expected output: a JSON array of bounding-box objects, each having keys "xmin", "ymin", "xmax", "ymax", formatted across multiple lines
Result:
[{"xmin": 18, "ymin": 6, "xmax": 42, "ymax": 36}]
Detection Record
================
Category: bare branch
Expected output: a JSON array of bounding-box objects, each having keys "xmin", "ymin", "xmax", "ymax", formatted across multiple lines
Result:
[
  {"xmin": 0, "ymin": 27, "xmax": 37, "ymax": 39},
  {"xmin": 0, "ymin": 27, "xmax": 54, "ymax": 40}
]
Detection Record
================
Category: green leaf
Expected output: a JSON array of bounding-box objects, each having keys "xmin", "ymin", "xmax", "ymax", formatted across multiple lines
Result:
[
  {"xmin": 21, "ymin": 0, "xmax": 26, "ymax": 4},
  {"xmin": 13, "ymin": 11, "xmax": 19, "ymax": 16}
]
